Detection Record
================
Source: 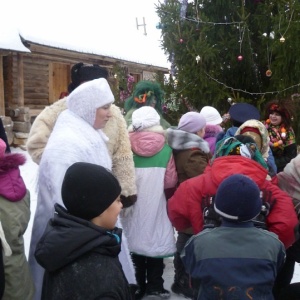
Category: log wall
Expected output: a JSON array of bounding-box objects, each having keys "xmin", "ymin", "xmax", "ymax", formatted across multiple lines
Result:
[{"xmin": 1, "ymin": 42, "xmax": 168, "ymax": 145}]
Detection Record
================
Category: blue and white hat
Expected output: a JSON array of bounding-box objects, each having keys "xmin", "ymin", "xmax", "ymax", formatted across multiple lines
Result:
[{"xmin": 214, "ymin": 174, "xmax": 262, "ymax": 222}]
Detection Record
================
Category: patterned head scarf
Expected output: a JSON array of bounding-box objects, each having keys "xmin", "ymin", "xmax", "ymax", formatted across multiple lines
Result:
[
  {"xmin": 212, "ymin": 136, "xmax": 268, "ymax": 170},
  {"xmin": 235, "ymin": 119, "xmax": 270, "ymax": 159}
]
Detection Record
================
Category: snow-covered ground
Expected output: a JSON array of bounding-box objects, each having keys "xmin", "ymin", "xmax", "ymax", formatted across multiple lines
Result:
[{"xmin": 14, "ymin": 147, "xmax": 300, "ymax": 300}]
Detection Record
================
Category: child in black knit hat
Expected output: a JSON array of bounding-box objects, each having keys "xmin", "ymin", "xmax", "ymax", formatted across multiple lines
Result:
[{"xmin": 35, "ymin": 162, "xmax": 135, "ymax": 300}]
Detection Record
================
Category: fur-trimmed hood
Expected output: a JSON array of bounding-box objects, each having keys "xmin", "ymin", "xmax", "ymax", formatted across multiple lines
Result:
[
  {"xmin": 0, "ymin": 153, "xmax": 26, "ymax": 171},
  {"xmin": 204, "ymin": 124, "xmax": 223, "ymax": 139},
  {"xmin": 0, "ymin": 153, "xmax": 27, "ymax": 201},
  {"xmin": 235, "ymin": 119, "xmax": 270, "ymax": 159},
  {"xmin": 167, "ymin": 128, "xmax": 210, "ymax": 153},
  {"xmin": 203, "ymin": 124, "xmax": 224, "ymax": 154}
]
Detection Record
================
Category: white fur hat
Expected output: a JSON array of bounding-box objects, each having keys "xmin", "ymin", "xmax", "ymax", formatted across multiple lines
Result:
[
  {"xmin": 67, "ymin": 78, "xmax": 114, "ymax": 126},
  {"xmin": 130, "ymin": 106, "xmax": 160, "ymax": 131},
  {"xmin": 200, "ymin": 106, "xmax": 223, "ymax": 125}
]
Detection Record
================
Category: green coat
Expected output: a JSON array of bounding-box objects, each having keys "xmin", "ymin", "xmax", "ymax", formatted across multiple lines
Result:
[{"xmin": 0, "ymin": 190, "xmax": 35, "ymax": 300}]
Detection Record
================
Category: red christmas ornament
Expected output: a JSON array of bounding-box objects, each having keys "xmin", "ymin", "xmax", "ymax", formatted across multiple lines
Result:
[
  {"xmin": 237, "ymin": 55, "xmax": 243, "ymax": 61},
  {"xmin": 179, "ymin": 38, "xmax": 184, "ymax": 44},
  {"xmin": 266, "ymin": 69, "xmax": 272, "ymax": 77}
]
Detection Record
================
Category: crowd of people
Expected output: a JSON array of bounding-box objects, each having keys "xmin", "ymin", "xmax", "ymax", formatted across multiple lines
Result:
[{"xmin": 0, "ymin": 62, "xmax": 299, "ymax": 300}]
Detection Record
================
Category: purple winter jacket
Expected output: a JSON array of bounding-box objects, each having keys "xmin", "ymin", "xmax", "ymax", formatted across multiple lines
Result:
[{"xmin": 203, "ymin": 124, "xmax": 223, "ymax": 154}]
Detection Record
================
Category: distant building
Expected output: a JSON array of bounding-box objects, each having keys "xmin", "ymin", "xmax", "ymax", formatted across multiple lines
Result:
[{"xmin": 0, "ymin": 29, "xmax": 169, "ymax": 146}]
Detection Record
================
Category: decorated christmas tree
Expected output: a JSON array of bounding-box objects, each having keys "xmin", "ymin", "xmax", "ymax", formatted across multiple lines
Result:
[{"xmin": 156, "ymin": 0, "xmax": 300, "ymax": 141}]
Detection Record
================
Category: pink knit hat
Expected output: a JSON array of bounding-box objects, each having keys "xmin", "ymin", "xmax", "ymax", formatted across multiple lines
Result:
[
  {"xmin": 178, "ymin": 112, "xmax": 206, "ymax": 133},
  {"xmin": 0, "ymin": 139, "xmax": 6, "ymax": 158}
]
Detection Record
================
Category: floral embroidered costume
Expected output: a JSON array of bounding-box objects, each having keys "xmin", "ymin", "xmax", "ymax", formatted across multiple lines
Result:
[{"xmin": 264, "ymin": 100, "xmax": 297, "ymax": 173}]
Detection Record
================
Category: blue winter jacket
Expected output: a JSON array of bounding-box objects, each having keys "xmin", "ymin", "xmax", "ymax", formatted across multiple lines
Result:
[{"xmin": 182, "ymin": 221, "xmax": 285, "ymax": 300}]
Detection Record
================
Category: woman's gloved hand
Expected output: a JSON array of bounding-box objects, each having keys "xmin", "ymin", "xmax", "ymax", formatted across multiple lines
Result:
[{"xmin": 120, "ymin": 194, "xmax": 137, "ymax": 208}]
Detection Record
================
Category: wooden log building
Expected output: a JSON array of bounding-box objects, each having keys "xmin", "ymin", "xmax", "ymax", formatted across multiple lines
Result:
[{"xmin": 0, "ymin": 35, "xmax": 168, "ymax": 146}]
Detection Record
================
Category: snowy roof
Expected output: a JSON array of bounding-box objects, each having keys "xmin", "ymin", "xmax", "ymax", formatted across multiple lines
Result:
[
  {"xmin": 0, "ymin": 26, "xmax": 30, "ymax": 53},
  {"xmin": 20, "ymin": 28, "xmax": 169, "ymax": 68},
  {"xmin": 1, "ymin": 0, "xmax": 170, "ymax": 69}
]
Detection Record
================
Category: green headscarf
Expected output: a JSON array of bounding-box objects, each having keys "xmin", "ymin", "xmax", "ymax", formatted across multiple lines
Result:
[
  {"xmin": 124, "ymin": 80, "xmax": 171, "ymax": 129},
  {"xmin": 124, "ymin": 80, "xmax": 164, "ymax": 113},
  {"xmin": 212, "ymin": 136, "xmax": 269, "ymax": 170}
]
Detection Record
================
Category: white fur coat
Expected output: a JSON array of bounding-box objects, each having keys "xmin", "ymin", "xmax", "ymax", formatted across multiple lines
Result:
[
  {"xmin": 28, "ymin": 100, "xmax": 136, "ymax": 300},
  {"xmin": 26, "ymin": 99, "xmax": 136, "ymax": 197}
]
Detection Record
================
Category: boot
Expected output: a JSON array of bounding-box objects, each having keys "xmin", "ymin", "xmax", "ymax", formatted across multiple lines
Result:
[
  {"xmin": 131, "ymin": 254, "xmax": 147, "ymax": 299},
  {"xmin": 171, "ymin": 252, "xmax": 193, "ymax": 299}
]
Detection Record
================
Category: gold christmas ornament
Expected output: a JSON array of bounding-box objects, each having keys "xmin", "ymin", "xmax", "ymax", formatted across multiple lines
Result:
[
  {"xmin": 280, "ymin": 36, "xmax": 285, "ymax": 43},
  {"xmin": 196, "ymin": 55, "xmax": 201, "ymax": 63}
]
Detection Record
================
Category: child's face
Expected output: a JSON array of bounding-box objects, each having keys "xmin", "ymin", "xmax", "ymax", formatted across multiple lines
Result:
[
  {"xmin": 196, "ymin": 128, "xmax": 205, "ymax": 138},
  {"xmin": 269, "ymin": 111, "xmax": 282, "ymax": 126},
  {"xmin": 93, "ymin": 104, "xmax": 112, "ymax": 129},
  {"xmin": 100, "ymin": 196, "xmax": 123, "ymax": 229}
]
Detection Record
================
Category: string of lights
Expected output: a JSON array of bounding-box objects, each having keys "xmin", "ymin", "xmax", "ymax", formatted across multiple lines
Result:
[
  {"xmin": 245, "ymin": 26, "xmax": 263, "ymax": 92},
  {"xmin": 184, "ymin": 16, "xmax": 243, "ymax": 26},
  {"xmin": 159, "ymin": 9, "xmax": 244, "ymax": 25},
  {"xmin": 278, "ymin": 9, "xmax": 294, "ymax": 40},
  {"xmin": 160, "ymin": 2, "xmax": 300, "ymax": 99},
  {"xmin": 159, "ymin": 8, "xmax": 297, "ymax": 27},
  {"xmin": 203, "ymin": 71, "xmax": 300, "ymax": 96}
]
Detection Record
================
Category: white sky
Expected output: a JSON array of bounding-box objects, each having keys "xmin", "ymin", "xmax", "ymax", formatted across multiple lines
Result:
[{"xmin": 1, "ymin": 0, "xmax": 170, "ymax": 68}]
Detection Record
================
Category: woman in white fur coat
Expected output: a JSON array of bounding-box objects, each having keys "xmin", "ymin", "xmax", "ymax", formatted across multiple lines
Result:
[
  {"xmin": 26, "ymin": 66, "xmax": 136, "ymax": 203},
  {"xmin": 28, "ymin": 78, "xmax": 136, "ymax": 300},
  {"xmin": 27, "ymin": 98, "xmax": 136, "ymax": 202}
]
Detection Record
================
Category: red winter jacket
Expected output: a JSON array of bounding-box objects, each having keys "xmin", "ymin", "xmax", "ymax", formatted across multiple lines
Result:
[{"xmin": 168, "ymin": 155, "xmax": 298, "ymax": 248}]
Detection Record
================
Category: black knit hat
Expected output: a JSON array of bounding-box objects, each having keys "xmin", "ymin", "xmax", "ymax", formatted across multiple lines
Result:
[
  {"xmin": 214, "ymin": 174, "xmax": 262, "ymax": 222},
  {"xmin": 61, "ymin": 162, "xmax": 121, "ymax": 220},
  {"xmin": 68, "ymin": 63, "xmax": 109, "ymax": 93}
]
